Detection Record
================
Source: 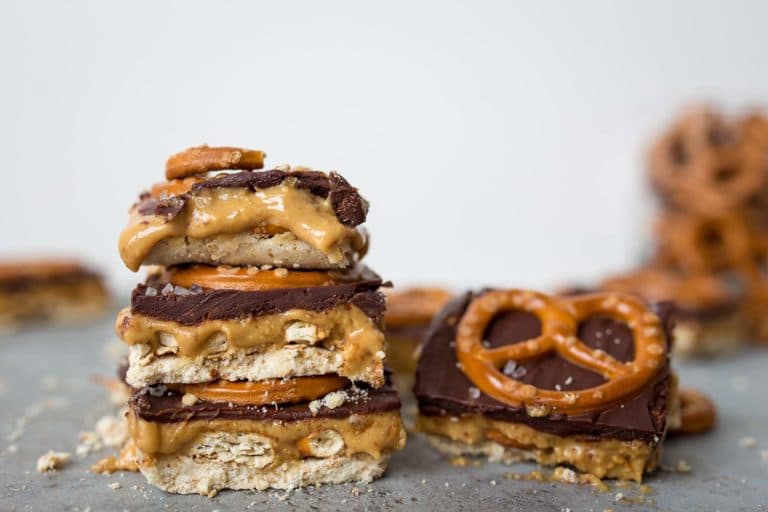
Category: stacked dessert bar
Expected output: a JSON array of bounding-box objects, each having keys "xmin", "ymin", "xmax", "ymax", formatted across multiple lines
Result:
[{"xmin": 116, "ymin": 146, "xmax": 405, "ymax": 496}]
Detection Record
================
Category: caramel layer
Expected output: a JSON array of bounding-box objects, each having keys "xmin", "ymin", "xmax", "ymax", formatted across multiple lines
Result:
[
  {"xmin": 418, "ymin": 414, "xmax": 657, "ymax": 481},
  {"xmin": 119, "ymin": 182, "xmax": 364, "ymax": 271},
  {"xmin": 129, "ymin": 410, "xmax": 406, "ymax": 461},
  {"xmin": 116, "ymin": 305, "xmax": 384, "ymax": 381}
]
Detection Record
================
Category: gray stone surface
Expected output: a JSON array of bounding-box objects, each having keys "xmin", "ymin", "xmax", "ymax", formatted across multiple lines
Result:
[{"xmin": 1, "ymin": 316, "xmax": 766, "ymax": 511}]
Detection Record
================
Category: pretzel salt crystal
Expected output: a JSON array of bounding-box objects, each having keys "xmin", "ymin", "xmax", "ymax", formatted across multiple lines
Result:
[
  {"xmin": 455, "ymin": 290, "xmax": 667, "ymax": 416},
  {"xmin": 165, "ymin": 145, "xmax": 265, "ymax": 180}
]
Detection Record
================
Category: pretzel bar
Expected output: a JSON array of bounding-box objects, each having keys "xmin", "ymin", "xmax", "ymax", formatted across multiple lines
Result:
[{"xmin": 415, "ymin": 289, "xmax": 677, "ymax": 481}]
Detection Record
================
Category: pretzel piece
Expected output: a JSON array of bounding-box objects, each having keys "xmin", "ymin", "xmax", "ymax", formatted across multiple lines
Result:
[
  {"xmin": 168, "ymin": 375, "xmax": 349, "ymax": 406},
  {"xmin": 677, "ymin": 388, "xmax": 716, "ymax": 434},
  {"xmin": 648, "ymin": 108, "xmax": 768, "ymax": 215},
  {"xmin": 455, "ymin": 290, "xmax": 667, "ymax": 416},
  {"xmin": 165, "ymin": 145, "xmax": 265, "ymax": 179}
]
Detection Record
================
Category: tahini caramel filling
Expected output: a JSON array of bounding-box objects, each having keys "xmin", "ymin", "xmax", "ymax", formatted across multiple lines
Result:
[
  {"xmin": 417, "ymin": 414, "xmax": 657, "ymax": 482},
  {"xmin": 129, "ymin": 410, "xmax": 406, "ymax": 460},
  {"xmin": 119, "ymin": 182, "xmax": 365, "ymax": 271},
  {"xmin": 117, "ymin": 305, "xmax": 383, "ymax": 380}
]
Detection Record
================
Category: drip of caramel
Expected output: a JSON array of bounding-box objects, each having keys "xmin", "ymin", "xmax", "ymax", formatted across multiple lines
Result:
[
  {"xmin": 129, "ymin": 410, "xmax": 406, "ymax": 461},
  {"xmin": 119, "ymin": 183, "xmax": 363, "ymax": 271}
]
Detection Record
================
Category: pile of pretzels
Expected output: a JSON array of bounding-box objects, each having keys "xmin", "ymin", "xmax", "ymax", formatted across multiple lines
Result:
[{"xmin": 646, "ymin": 106, "xmax": 768, "ymax": 342}]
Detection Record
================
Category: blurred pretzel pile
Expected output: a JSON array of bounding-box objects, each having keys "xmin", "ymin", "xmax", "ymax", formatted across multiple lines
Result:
[{"xmin": 647, "ymin": 106, "xmax": 768, "ymax": 344}]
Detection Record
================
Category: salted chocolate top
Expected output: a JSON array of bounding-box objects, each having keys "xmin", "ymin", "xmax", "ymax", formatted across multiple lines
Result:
[
  {"xmin": 130, "ymin": 380, "xmax": 401, "ymax": 423},
  {"xmin": 137, "ymin": 170, "xmax": 368, "ymax": 227},
  {"xmin": 130, "ymin": 266, "xmax": 385, "ymax": 326},
  {"xmin": 415, "ymin": 292, "xmax": 674, "ymax": 442}
]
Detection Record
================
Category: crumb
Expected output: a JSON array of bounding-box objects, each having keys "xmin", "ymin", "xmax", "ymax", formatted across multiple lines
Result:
[
  {"xmin": 181, "ymin": 393, "xmax": 198, "ymax": 406},
  {"xmin": 489, "ymin": 480, "xmax": 497, "ymax": 486},
  {"xmin": 760, "ymin": 450, "xmax": 768, "ymax": 462},
  {"xmin": 308, "ymin": 390, "xmax": 347, "ymax": 414},
  {"xmin": 36, "ymin": 451, "xmax": 70, "ymax": 472},
  {"xmin": 676, "ymin": 460, "xmax": 692, "ymax": 473},
  {"xmin": 739, "ymin": 437, "xmax": 757, "ymax": 448},
  {"xmin": 76, "ymin": 431, "xmax": 103, "ymax": 456},
  {"xmin": 552, "ymin": 466, "xmax": 578, "ymax": 484},
  {"xmin": 273, "ymin": 268, "xmax": 288, "ymax": 278},
  {"xmin": 614, "ymin": 492, "xmax": 624, "ymax": 502},
  {"xmin": 449, "ymin": 456, "xmax": 469, "ymax": 467},
  {"xmin": 95, "ymin": 416, "xmax": 128, "ymax": 447},
  {"xmin": 109, "ymin": 482, "xmax": 121, "ymax": 490},
  {"xmin": 6, "ymin": 444, "xmax": 18, "ymax": 454}
]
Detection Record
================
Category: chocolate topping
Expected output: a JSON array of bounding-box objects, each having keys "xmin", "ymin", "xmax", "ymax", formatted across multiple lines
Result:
[
  {"xmin": 130, "ymin": 380, "xmax": 401, "ymax": 423},
  {"xmin": 131, "ymin": 267, "xmax": 385, "ymax": 326},
  {"xmin": 415, "ymin": 292, "xmax": 675, "ymax": 442},
  {"xmin": 137, "ymin": 170, "xmax": 368, "ymax": 227}
]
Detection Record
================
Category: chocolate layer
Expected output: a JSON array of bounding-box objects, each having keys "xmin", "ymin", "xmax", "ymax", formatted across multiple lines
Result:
[
  {"xmin": 137, "ymin": 170, "xmax": 368, "ymax": 227},
  {"xmin": 0, "ymin": 268, "xmax": 101, "ymax": 293},
  {"xmin": 415, "ymin": 292, "xmax": 674, "ymax": 442},
  {"xmin": 130, "ymin": 380, "xmax": 401, "ymax": 423},
  {"xmin": 130, "ymin": 266, "xmax": 386, "ymax": 326}
]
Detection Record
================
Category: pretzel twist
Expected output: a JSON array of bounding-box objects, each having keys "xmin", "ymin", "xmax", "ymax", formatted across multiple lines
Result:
[
  {"xmin": 654, "ymin": 211, "xmax": 759, "ymax": 274},
  {"xmin": 648, "ymin": 109, "xmax": 768, "ymax": 214},
  {"xmin": 455, "ymin": 290, "xmax": 667, "ymax": 416},
  {"xmin": 165, "ymin": 145, "xmax": 265, "ymax": 180}
]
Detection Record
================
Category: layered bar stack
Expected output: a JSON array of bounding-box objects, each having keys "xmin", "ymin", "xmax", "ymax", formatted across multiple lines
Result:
[
  {"xmin": 416, "ymin": 289, "xmax": 679, "ymax": 482},
  {"xmin": 116, "ymin": 146, "xmax": 405, "ymax": 496}
]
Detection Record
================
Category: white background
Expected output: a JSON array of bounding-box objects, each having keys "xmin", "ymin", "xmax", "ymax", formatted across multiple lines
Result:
[{"xmin": 2, "ymin": 0, "xmax": 767, "ymax": 294}]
